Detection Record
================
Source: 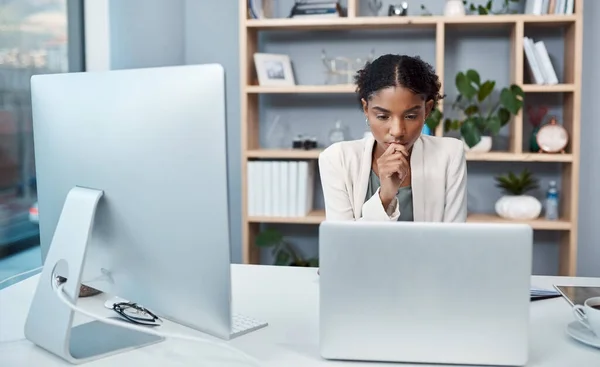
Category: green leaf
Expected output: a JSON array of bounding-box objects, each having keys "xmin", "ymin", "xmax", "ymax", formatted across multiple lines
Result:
[
  {"xmin": 425, "ymin": 108, "xmax": 443, "ymax": 130},
  {"xmin": 478, "ymin": 5, "xmax": 488, "ymax": 14},
  {"xmin": 486, "ymin": 116, "xmax": 502, "ymax": 135},
  {"xmin": 464, "ymin": 104, "xmax": 479, "ymax": 116},
  {"xmin": 495, "ymin": 169, "xmax": 539, "ymax": 195},
  {"xmin": 510, "ymin": 84, "xmax": 524, "ymax": 97},
  {"xmin": 456, "ymin": 72, "xmax": 477, "ymax": 100},
  {"xmin": 451, "ymin": 119, "xmax": 462, "ymax": 130},
  {"xmin": 500, "ymin": 88, "xmax": 523, "ymax": 115},
  {"xmin": 469, "ymin": 4, "xmax": 476, "ymax": 11},
  {"xmin": 452, "ymin": 94, "xmax": 463, "ymax": 110},
  {"xmin": 477, "ymin": 80, "xmax": 495, "ymax": 102},
  {"xmin": 444, "ymin": 118, "xmax": 461, "ymax": 132},
  {"xmin": 444, "ymin": 118, "xmax": 452, "ymax": 131},
  {"xmin": 486, "ymin": 0, "xmax": 493, "ymax": 9},
  {"xmin": 473, "ymin": 116, "xmax": 486, "ymax": 132},
  {"xmin": 497, "ymin": 107, "xmax": 510, "ymax": 125},
  {"xmin": 460, "ymin": 118, "xmax": 482, "ymax": 148},
  {"xmin": 255, "ymin": 228, "xmax": 283, "ymax": 247},
  {"xmin": 466, "ymin": 69, "xmax": 480, "ymax": 86},
  {"xmin": 275, "ymin": 251, "xmax": 290, "ymax": 266}
]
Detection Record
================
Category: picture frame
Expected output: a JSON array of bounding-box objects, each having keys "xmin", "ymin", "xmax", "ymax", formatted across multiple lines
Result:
[{"xmin": 253, "ymin": 53, "xmax": 296, "ymax": 86}]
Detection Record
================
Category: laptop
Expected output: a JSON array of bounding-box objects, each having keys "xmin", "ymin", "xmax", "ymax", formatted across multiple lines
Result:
[{"xmin": 318, "ymin": 221, "xmax": 533, "ymax": 366}]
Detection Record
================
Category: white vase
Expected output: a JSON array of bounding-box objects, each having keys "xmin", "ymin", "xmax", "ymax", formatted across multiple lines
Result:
[
  {"xmin": 495, "ymin": 195, "xmax": 542, "ymax": 220},
  {"xmin": 444, "ymin": 0, "xmax": 465, "ymax": 16},
  {"xmin": 462, "ymin": 136, "xmax": 492, "ymax": 153}
]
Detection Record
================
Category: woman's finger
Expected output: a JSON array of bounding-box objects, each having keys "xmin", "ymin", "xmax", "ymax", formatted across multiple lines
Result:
[{"xmin": 393, "ymin": 145, "xmax": 410, "ymax": 158}]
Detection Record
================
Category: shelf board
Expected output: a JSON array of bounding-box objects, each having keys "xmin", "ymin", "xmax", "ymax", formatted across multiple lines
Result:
[
  {"xmin": 466, "ymin": 214, "xmax": 571, "ymax": 230},
  {"xmin": 245, "ymin": 15, "xmax": 577, "ymax": 31},
  {"xmin": 246, "ymin": 149, "xmax": 573, "ymax": 162},
  {"xmin": 245, "ymin": 85, "xmax": 354, "ymax": 94},
  {"xmin": 521, "ymin": 84, "xmax": 575, "ymax": 93},
  {"xmin": 245, "ymin": 16, "xmax": 438, "ymax": 30},
  {"xmin": 246, "ymin": 149, "xmax": 321, "ymax": 159},
  {"xmin": 248, "ymin": 211, "xmax": 570, "ymax": 230},
  {"xmin": 248, "ymin": 210, "xmax": 325, "ymax": 224},
  {"xmin": 465, "ymin": 152, "xmax": 573, "ymax": 162},
  {"xmin": 247, "ymin": 83, "xmax": 576, "ymax": 94}
]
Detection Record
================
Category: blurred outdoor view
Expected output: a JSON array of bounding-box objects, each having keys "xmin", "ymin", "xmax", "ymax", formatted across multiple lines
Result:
[{"xmin": 0, "ymin": 0, "xmax": 68, "ymax": 263}]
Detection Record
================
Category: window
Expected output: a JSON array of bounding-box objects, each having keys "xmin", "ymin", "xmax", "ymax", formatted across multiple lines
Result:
[{"xmin": 0, "ymin": 0, "xmax": 83, "ymax": 287}]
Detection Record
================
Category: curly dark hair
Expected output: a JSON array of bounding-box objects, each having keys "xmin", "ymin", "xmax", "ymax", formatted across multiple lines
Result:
[{"xmin": 354, "ymin": 54, "xmax": 444, "ymax": 108}]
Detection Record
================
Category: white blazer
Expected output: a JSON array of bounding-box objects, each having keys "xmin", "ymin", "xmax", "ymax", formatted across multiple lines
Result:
[{"xmin": 318, "ymin": 134, "xmax": 467, "ymax": 222}]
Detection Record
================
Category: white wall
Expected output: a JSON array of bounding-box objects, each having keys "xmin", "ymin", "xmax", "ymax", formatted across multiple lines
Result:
[
  {"xmin": 184, "ymin": 0, "xmax": 243, "ymax": 264},
  {"xmin": 577, "ymin": 0, "xmax": 600, "ymax": 276},
  {"xmin": 84, "ymin": 0, "xmax": 186, "ymax": 71},
  {"xmin": 109, "ymin": 0, "xmax": 185, "ymax": 69}
]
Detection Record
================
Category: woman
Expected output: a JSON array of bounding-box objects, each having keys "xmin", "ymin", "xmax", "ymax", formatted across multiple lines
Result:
[{"xmin": 319, "ymin": 54, "xmax": 467, "ymax": 222}]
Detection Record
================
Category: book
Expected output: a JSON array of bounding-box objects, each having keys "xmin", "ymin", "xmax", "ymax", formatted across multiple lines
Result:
[
  {"xmin": 247, "ymin": 160, "xmax": 315, "ymax": 217},
  {"xmin": 531, "ymin": 287, "xmax": 561, "ymax": 301}
]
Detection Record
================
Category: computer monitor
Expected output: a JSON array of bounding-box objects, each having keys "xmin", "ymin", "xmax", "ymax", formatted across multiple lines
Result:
[{"xmin": 23, "ymin": 64, "xmax": 266, "ymax": 365}]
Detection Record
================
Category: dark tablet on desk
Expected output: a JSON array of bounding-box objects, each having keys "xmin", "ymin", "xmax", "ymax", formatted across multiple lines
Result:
[{"xmin": 554, "ymin": 285, "xmax": 600, "ymax": 306}]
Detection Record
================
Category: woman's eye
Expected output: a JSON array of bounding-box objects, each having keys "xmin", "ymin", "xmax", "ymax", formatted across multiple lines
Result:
[
  {"xmin": 405, "ymin": 115, "xmax": 417, "ymax": 120},
  {"xmin": 376, "ymin": 115, "xmax": 389, "ymax": 120}
]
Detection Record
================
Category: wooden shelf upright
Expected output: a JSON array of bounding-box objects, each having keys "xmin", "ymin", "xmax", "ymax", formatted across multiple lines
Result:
[{"xmin": 239, "ymin": 0, "xmax": 584, "ymax": 275}]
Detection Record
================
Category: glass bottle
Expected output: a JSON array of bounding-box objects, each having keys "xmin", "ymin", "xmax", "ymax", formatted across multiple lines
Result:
[
  {"xmin": 545, "ymin": 181, "xmax": 559, "ymax": 220},
  {"xmin": 328, "ymin": 120, "xmax": 346, "ymax": 146}
]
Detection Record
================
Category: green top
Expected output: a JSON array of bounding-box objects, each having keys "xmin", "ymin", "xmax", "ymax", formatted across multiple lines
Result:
[{"xmin": 365, "ymin": 169, "xmax": 414, "ymax": 221}]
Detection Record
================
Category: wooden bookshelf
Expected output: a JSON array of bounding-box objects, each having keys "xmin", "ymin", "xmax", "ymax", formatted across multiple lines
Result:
[
  {"xmin": 247, "ymin": 210, "xmax": 572, "ymax": 231},
  {"xmin": 239, "ymin": 0, "xmax": 583, "ymax": 275},
  {"xmin": 246, "ymin": 149, "xmax": 575, "ymax": 162},
  {"xmin": 246, "ymin": 83, "xmax": 576, "ymax": 94},
  {"xmin": 244, "ymin": 14, "xmax": 577, "ymax": 30}
]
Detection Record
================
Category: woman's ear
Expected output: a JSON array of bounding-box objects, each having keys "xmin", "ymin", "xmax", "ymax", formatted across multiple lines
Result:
[
  {"xmin": 361, "ymin": 98, "xmax": 368, "ymax": 115},
  {"xmin": 425, "ymin": 99, "xmax": 434, "ymax": 117}
]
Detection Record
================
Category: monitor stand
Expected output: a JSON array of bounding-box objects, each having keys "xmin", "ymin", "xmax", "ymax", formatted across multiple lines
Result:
[{"xmin": 24, "ymin": 187, "xmax": 164, "ymax": 365}]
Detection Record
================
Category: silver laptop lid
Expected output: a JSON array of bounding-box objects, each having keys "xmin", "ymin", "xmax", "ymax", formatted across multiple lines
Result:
[{"xmin": 319, "ymin": 221, "xmax": 532, "ymax": 366}]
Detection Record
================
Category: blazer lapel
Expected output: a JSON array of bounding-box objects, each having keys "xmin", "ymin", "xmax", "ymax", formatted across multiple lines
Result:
[
  {"xmin": 355, "ymin": 135, "xmax": 375, "ymax": 218},
  {"xmin": 411, "ymin": 137, "xmax": 425, "ymax": 221}
]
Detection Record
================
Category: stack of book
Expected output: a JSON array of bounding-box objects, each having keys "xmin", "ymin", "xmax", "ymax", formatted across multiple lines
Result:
[
  {"xmin": 524, "ymin": 0, "xmax": 574, "ymax": 14},
  {"xmin": 530, "ymin": 287, "xmax": 561, "ymax": 301},
  {"xmin": 523, "ymin": 37, "xmax": 559, "ymax": 85},
  {"xmin": 247, "ymin": 160, "xmax": 316, "ymax": 217},
  {"xmin": 289, "ymin": 1, "xmax": 343, "ymax": 18}
]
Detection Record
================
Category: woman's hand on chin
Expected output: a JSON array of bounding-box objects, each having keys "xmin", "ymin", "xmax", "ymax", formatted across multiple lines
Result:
[{"xmin": 377, "ymin": 143, "xmax": 409, "ymax": 206}]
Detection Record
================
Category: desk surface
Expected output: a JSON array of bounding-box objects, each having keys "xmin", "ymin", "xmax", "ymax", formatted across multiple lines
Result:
[{"xmin": 1, "ymin": 265, "xmax": 600, "ymax": 366}]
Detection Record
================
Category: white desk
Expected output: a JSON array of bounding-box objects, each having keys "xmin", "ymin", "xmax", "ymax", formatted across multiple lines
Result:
[{"xmin": 1, "ymin": 264, "xmax": 600, "ymax": 366}]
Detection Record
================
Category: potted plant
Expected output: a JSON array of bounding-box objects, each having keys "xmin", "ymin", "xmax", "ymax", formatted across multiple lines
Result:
[
  {"xmin": 255, "ymin": 228, "xmax": 319, "ymax": 267},
  {"xmin": 425, "ymin": 69, "xmax": 524, "ymax": 152},
  {"xmin": 494, "ymin": 169, "xmax": 542, "ymax": 220},
  {"xmin": 463, "ymin": 0, "xmax": 522, "ymax": 15}
]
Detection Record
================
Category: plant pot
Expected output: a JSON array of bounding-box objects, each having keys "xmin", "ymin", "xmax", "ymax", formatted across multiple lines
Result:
[
  {"xmin": 529, "ymin": 126, "xmax": 540, "ymax": 152},
  {"xmin": 444, "ymin": 0, "xmax": 465, "ymax": 16},
  {"xmin": 462, "ymin": 136, "xmax": 492, "ymax": 153},
  {"xmin": 495, "ymin": 195, "xmax": 542, "ymax": 220},
  {"xmin": 290, "ymin": 261, "xmax": 309, "ymax": 267}
]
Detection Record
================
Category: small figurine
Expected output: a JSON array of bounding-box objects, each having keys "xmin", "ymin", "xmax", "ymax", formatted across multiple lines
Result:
[
  {"xmin": 389, "ymin": 2, "xmax": 408, "ymax": 16},
  {"xmin": 368, "ymin": 0, "xmax": 383, "ymax": 16}
]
